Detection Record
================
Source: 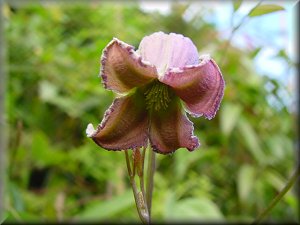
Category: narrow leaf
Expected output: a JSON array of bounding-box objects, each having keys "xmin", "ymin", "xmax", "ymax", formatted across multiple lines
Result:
[
  {"xmin": 237, "ymin": 118, "xmax": 266, "ymax": 165},
  {"xmin": 238, "ymin": 164, "xmax": 255, "ymax": 203},
  {"xmin": 220, "ymin": 102, "xmax": 242, "ymax": 136},
  {"xmin": 249, "ymin": 4, "xmax": 284, "ymax": 17},
  {"xmin": 233, "ymin": 0, "xmax": 243, "ymax": 12}
]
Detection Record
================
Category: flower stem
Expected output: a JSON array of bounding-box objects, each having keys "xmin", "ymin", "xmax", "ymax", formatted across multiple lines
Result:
[
  {"xmin": 139, "ymin": 147, "xmax": 146, "ymax": 199},
  {"xmin": 252, "ymin": 165, "xmax": 300, "ymax": 224},
  {"xmin": 145, "ymin": 147, "xmax": 156, "ymax": 219},
  {"xmin": 125, "ymin": 150, "xmax": 149, "ymax": 224}
]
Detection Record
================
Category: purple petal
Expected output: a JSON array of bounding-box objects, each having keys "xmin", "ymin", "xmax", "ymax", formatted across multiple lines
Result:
[
  {"xmin": 138, "ymin": 32, "xmax": 199, "ymax": 76},
  {"xmin": 87, "ymin": 93, "xmax": 149, "ymax": 150},
  {"xmin": 149, "ymin": 98, "xmax": 200, "ymax": 154},
  {"xmin": 100, "ymin": 38, "xmax": 157, "ymax": 93},
  {"xmin": 161, "ymin": 55, "xmax": 225, "ymax": 119}
]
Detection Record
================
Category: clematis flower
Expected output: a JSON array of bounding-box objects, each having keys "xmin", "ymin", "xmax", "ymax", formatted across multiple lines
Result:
[{"xmin": 86, "ymin": 32, "xmax": 225, "ymax": 154}]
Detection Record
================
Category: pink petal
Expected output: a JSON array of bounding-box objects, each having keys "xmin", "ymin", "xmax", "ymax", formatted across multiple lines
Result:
[
  {"xmin": 149, "ymin": 98, "xmax": 200, "ymax": 154},
  {"xmin": 161, "ymin": 56, "xmax": 225, "ymax": 120},
  {"xmin": 138, "ymin": 32, "xmax": 199, "ymax": 76},
  {"xmin": 100, "ymin": 38, "xmax": 158, "ymax": 93},
  {"xmin": 87, "ymin": 93, "xmax": 149, "ymax": 150}
]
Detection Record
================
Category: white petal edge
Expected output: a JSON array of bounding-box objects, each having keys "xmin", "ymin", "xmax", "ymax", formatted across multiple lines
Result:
[{"xmin": 86, "ymin": 123, "xmax": 97, "ymax": 137}]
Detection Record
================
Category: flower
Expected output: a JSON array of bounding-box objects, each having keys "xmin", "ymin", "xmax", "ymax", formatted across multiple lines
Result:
[{"xmin": 86, "ymin": 32, "xmax": 225, "ymax": 154}]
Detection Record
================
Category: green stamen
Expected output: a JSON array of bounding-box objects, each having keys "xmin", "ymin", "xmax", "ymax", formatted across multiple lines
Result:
[{"xmin": 144, "ymin": 81, "xmax": 172, "ymax": 112}]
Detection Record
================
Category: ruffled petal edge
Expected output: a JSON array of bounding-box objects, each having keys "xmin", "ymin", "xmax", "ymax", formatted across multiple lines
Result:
[
  {"xmin": 100, "ymin": 38, "xmax": 158, "ymax": 93},
  {"xmin": 161, "ymin": 55, "xmax": 225, "ymax": 120}
]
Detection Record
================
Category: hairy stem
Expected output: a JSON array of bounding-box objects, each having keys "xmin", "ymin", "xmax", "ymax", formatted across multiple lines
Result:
[
  {"xmin": 145, "ymin": 147, "xmax": 156, "ymax": 219},
  {"xmin": 252, "ymin": 165, "xmax": 300, "ymax": 224}
]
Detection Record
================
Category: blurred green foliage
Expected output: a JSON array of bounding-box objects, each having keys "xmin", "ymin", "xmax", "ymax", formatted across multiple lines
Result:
[{"xmin": 4, "ymin": 1, "xmax": 298, "ymax": 223}]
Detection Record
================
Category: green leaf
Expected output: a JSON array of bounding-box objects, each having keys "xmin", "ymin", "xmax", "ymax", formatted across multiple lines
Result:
[
  {"xmin": 250, "ymin": 47, "xmax": 262, "ymax": 59},
  {"xmin": 39, "ymin": 80, "xmax": 58, "ymax": 102},
  {"xmin": 75, "ymin": 190, "xmax": 134, "ymax": 221},
  {"xmin": 233, "ymin": 0, "xmax": 243, "ymax": 12},
  {"xmin": 220, "ymin": 102, "xmax": 242, "ymax": 136},
  {"xmin": 262, "ymin": 170, "xmax": 293, "ymax": 203},
  {"xmin": 249, "ymin": 4, "xmax": 285, "ymax": 17},
  {"xmin": 174, "ymin": 148, "xmax": 217, "ymax": 181},
  {"xmin": 169, "ymin": 198, "xmax": 224, "ymax": 221},
  {"xmin": 163, "ymin": 191, "xmax": 176, "ymax": 219},
  {"xmin": 264, "ymin": 170, "xmax": 286, "ymax": 191},
  {"xmin": 31, "ymin": 131, "xmax": 66, "ymax": 167},
  {"xmin": 31, "ymin": 132, "xmax": 49, "ymax": 168},
  {"xmin": 237, "ymin": 118, "xmax": 266, "ymax": 165},
  {"xmin": 9, "ymin": 182, "xmax": 25, "ymax": 212},
  {"xmin": 237, "ymin": 164, "xmax": 255, "ymax": 203},
  {"xmin": 1, "ymin": 211, "xmax": 8, "ymax": 223}
]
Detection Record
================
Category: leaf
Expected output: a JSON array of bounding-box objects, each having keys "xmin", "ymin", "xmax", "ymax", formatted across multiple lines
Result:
[
  {"xmin": 0, "ymin": 212, "xmax": 8, "ymax": 224},
  {"xmin": 9, "ymin": 182, "xmax": 25, "ymax": 212},
  {"xmin": 220, "ymin": 102, "xmax": 242, "ymax": 136},
  {"xmin": 31, "ymin": 132, "xmax": 66, "ymax": 167},
  {"xmin": 250, "ymin": 47, "xmax": 262, "ymax": 59},
  {"xmin": 249, "ymin": 4, "xmax": 285, "ymax": 17},
  {"xmin": 264, "ymin": 170, "xmax": 286, "ymax": 191},
  {"xmin": 237, "ymin": 118, "xmax": 266, "ymax": 165},
  {"xmin": 165, "ymin": 197, "xmax": 224, "ymax": 222},
  {"xmin": 31, "ymin": 132, "xmax": 49, "ymax": 168},
  {"xmin": 163, "ymin": 191, "xmax": 176, "ymax": 219},
  {"xmin": 75, "ymin": 190, "xmax": 134, "ymax": 221},
  {"xmin": 174, "ymin": 148, "xmax": 216, "ymax": 181},
  {"xmin": 263, "ymin": 170, "xmax": 293, "ymax": 203},
  {"xmin": 39, "ymin": 80, "xmax": 58, "ymax": 102},
  {"xmin": 233, "ymin": 0, "xmax": 243, "ymax": 12},
  {"xmin": 237, "ymin": 164, "xmax": 255, "ymax": 203},
  {"xmin": 265, "ymin": 136, "xmax": 285, "ymax": 162},
  {"xmin": 169, "ymin": 198, "xmax": 224, "ymax": 221}
]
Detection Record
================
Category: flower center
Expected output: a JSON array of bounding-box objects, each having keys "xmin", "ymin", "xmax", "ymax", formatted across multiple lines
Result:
[{"xmin": 144, "ymin": 80, "xmax": 172, "ymax": 112}]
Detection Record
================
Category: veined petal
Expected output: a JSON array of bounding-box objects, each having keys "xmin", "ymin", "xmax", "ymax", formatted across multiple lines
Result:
[
  {"xmin": 149, "ymin": 98, "xmax": 200, "ymax": 154},
  {"xmin": 138, "ymin": 32, "xmax": 199, "ymax": 76},
  {"xmin": 100, "ymin": 38, "xmax": 157, "ymax": 93},
  {"xmin": 87, "ymin": 92, "xmax": 149, "ymax": 150},
  {"xmin": 161, "ymin": 55, "xmax": 225, "ymax": 120}
]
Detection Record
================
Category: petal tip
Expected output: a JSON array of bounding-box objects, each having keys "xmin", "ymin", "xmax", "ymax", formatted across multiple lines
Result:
[
  {"xmin": 86, "ymin": 123, "xmax": 96, "ymax": 137},
  {"xmin": 187, "ymin": 136, "xmax": 200, "ymax": 151}
]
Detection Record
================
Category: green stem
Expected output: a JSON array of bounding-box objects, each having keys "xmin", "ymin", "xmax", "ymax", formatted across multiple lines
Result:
[
  {"xmin": 125, "ymin": 150, "xmax": 132, "ymax": 175},
  {"xmin": 125, "ymin": 150, "xmax": 149, "ymax": 224},
  {"xmin": 138, "ymin": 147, "xmax": 150, "ymax": 221},
  {"xmin": 139, "ymin": 147, "xmax": 146, "ymax": 199},
  {"xmin": 145, "ymin": 147, "xmax": 156, "ymax": 219},
  {"xmin": 252, "ymin": 165, "xmax": 300, "ymax": 224}
]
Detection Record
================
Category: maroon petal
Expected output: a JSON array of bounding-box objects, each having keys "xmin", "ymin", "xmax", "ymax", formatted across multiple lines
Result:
[
  {"xmin": 160, "ymin": 55, "xmax": 225, "ymax": 119},
  {"xmin": 86, "ymin": 92, "xmax": 149, "ymax": 150},
  {"xmin": 100, "ymin": 38, "xmax": 158, "ymax": 93},
  {"xmin": 149, "ymin": 98, "xmax": 200, "ymax": 154}
]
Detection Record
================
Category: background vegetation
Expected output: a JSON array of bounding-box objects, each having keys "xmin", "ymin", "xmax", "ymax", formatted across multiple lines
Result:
[{"xmin": 3, "ymin": 1, "xmax": 298, "ymax": 223}]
